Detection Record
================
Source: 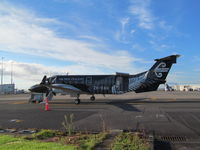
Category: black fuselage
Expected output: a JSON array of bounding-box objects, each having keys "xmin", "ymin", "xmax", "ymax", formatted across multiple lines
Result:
[{"xmin": 47, "ymin": 73, "xmax": 129, "ymax": 94}]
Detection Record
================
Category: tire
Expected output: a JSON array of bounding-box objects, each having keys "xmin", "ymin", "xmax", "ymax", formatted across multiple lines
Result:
[
  {"xmin": 74, "ymin": 99, "xmax": 80, "ymax": 104},
  {"xmin": 90, "ymin": 96, "xmax": 95, "ymax": 101}
]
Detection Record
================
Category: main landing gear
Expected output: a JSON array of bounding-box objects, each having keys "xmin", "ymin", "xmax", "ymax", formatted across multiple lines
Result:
[
  {"xmin": 90, "ymin": 95, "xmax": 95, "ymax": 101},
  {"xmin": 74, "ymin": 95, "xmax": 95, "ymax": 104},
  {"xmin": 74, "ymin": 98, "xmax": 80, "ymax": 104},
  {"xmin": 74, "ymin": 94, "xmax": 80, "ymax": 104}
]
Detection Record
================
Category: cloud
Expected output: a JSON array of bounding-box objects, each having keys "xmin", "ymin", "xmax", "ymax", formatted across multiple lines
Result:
[
  {"xmin": 194, "ymin": 68, "xmax": 200, "ymax": 72},
  {"xmin": 53, "ymin": 0, "xmax": 93, "ymax": 5},
  {"xmin": 149, "ymin": 40, "xmax": 170, "ymax": 51},
  {"xmin": 2, "ymin": 58, "xmax": 147, "ymax": 90},
  {"xmin": 128, "ymin": 0, "xmax": 175, "ymax": 52},
  {"xmin": 159, "ymin": 21, "xmax": 173, "ymax": 31},
  {"xmin": 1, "ymin": 60, "xmax": 110, "ymax": 89},
  {"xmin": 129, "ymin": 0, "xmax": 154, "ymax": 30},
  {"xmin": 0, "ymin": 2, "xmax": 141, "ymax": 73},
  {"xmin": 0, "ymin": 2, "xmax": 153, "ymax": 89},
  {"xmin": 121, "ymin": 18, "xmax": 130, "ymax": 31},
  {"xmin": 115, "ymin": 17, "xmax": 130, "ymax": 43},
  {"xmin": 193, "ymin": 56, "xmax": 200, "ymax": 62},
  {"xmin": 1, "ymin": 60, "xmax": 53, "ymax": 89},
  {"xmin": 130, "ymin": 29, "xmax": 136, "ymax": 34},
  {"xmin": 132, "ymin": 44, "xmax": 146, "ymax": 52},
  {"xmin": 78, "ymin": 35, "xmax": 102, "ymax": 42}
]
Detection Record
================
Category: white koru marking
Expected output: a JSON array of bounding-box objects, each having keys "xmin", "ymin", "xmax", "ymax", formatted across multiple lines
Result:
[{"xmin": 154, "ymin": 62, "xmax": 169, "ymax": 78}]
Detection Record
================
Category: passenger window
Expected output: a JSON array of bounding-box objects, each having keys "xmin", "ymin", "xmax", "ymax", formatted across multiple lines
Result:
[{"xmin": 86, "ymin": 77, "xmax": 92, "ymax": 85}]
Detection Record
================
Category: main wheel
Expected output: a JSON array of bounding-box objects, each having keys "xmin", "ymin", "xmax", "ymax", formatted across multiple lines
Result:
[
  {"xmin": 74, "ymin": 99, "xmax": 80, "ymax": 104},
  {"xmin": 90, "ymin": 96, "xmax": 95, "ymax": 101}
]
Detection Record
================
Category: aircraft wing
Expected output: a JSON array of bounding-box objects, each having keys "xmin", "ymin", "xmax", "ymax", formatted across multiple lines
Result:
[{"xmin": 43, "ymin": 83, "xmax": 85, "ymax": 94}]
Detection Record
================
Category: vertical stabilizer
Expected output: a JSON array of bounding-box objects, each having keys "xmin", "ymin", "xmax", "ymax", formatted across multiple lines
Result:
[
  {"xmin": 148, "ymin": 55, "xmax": 180, "ymax": 80},
  {"xmin": 129, "ymin": 55, "xmax": 180, "ymax": 93}
]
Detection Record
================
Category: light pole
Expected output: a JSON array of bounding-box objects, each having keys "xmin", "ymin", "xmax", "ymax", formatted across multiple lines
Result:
[
  {"xmin": 1, "ymin": 57, "xmax": 4, "ymax": 94},
  {"xmin": 1, "ymin": 57, "xmax": 3, "ymax": 85},
  {"xmin": 11, "ymin": 61, "xmax": 13, "ymax": 84}
]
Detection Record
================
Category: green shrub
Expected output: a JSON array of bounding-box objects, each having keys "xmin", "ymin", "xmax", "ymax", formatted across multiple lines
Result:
[
  {"xmin": 32, "ymin": 129, "xmax": 58, "ymax": 140},
  {"xmin": 111, "ymin": 132, "xmax": 149, "ymax": 150},
  {"xmin": 62, "ymin": 114, "xmax": 74, "ymax": 136},
  {"xmin": 60, "ymin": 133, "xmax": 107, "ymax": 150}
]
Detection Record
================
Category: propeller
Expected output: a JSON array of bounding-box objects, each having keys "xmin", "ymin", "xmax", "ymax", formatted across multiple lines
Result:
[{"xmin": 40, "ymin": 75, "xmax": 56, "ymax": 100}]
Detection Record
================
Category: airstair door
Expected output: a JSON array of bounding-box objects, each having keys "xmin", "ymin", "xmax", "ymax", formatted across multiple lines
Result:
[
  {"xmin": 116, "ymin": 75, "xmax": 129, "ymax": 92},
  {"xmin": 116, "ymin": 76, "xmax": 123, "ymax": 92}
]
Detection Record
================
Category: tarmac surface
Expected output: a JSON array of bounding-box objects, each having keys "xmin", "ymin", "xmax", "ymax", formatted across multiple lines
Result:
[{"xmin": 1, "ymin": 91, "xmax": 200, "ymax": 150}]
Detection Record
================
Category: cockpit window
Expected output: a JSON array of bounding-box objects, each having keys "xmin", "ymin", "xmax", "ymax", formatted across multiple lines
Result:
[
  {"xmin": 52, "ymin": 77, "xmax": 57, "ymax": 84},
  {"xmin": 48, "ymin": 76, "xmax": 57, "ymax": 84}
]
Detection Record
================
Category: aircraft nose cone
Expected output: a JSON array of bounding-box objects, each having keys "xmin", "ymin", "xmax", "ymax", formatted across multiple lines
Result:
[
  {"xmin": 29, "ymin": 84, "xmax": 39, "ymax": 92},
  {"xmin": 29, "ymin": 84, "xmax": 48, "ymax": 93},
  {"xmin": 29, "ymin": 87, "xmax": 34, "ymax": 92},
  {"xmin": 29, "ymin": 86, "xmax": 35, "ymax": 92}
]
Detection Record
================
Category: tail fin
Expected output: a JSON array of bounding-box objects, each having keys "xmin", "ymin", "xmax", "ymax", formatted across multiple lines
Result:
[
  {"xmin": 129, "ymin": 55, "xmax": 180, "ymax": 93},
  {"xmin": 148, "ymin": 55, "xmax": 180, "ymax": 80}
]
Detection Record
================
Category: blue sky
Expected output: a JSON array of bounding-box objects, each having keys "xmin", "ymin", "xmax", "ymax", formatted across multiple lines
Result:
[{"xmin": 0, "ymin": 0, "xmax": 199, "ymax": 89}]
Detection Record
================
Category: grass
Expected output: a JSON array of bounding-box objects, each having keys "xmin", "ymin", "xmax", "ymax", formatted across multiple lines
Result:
[
  {"xmin": 77, "ymin": 133, "xmax": 107, "ymax": 150},
  {"xmin": 0, "ymin": 130, "xmax": 149, "ymax": 150},
  {"xmin": 60, "ymin": 132, "xmax": 107, "ymax": 150},
  {"xmin": 0, "ymin": 135, "xmax": 76, "ymax": 150},
  {"xmin": 31, "ymin": 129, "xmax": 107, "ymax": 150},
  {"xmin": 32, "ymin": 129, "xmax": 61, "ymax": 140},
  {"xmin": 0, "ymin": 129, "xmax": 107, "ymax": 150},
  {"xmin": 111, "ymin": 132, "xmax": 150, "ymax": 150}
]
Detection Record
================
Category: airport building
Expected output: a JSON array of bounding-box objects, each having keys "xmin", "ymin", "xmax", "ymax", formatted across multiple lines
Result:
[
  {"xmin": 0, "ymin": 84, "xmax": 15, "ymax": 94},
  {"xmin": 173, "ymin": 84, "xmax": 200, "ymax": 91}
]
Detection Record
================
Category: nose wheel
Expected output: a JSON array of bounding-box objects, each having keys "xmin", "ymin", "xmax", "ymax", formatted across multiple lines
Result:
[{"xmin": 90, "ymin": 95, "xmax": 95, "ymax": 101}]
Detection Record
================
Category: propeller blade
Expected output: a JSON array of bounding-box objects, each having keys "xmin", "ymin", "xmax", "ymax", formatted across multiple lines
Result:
[
  {"xmin": 45, "ymin": 90, "xmax": 54, "ymax": 101},
  {"xmin": 40, "ymin": 75, "xmax": 47, "ymax": 85},
  {"xmin": 45, "ymin": 89, "xmax": 55, "ymax": 97},
  {"xmin": 46, "ymin": 91, "xmax": 49, "ymax": 97}
]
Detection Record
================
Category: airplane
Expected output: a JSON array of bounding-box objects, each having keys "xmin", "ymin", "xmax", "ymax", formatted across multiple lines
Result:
[{"xmin": 29, "ymin": 55, "xmax": 180, "ymax": 104}]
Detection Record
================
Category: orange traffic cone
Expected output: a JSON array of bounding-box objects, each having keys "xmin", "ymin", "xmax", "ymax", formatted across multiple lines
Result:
[{"xmin": 45, "ymin": 97, "xmax": 50, "ymax": 111}]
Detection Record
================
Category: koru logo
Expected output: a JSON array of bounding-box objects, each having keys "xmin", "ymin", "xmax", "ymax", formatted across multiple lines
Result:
[{"xmin": 154, "ymin": 62, "xmax": 169, "ymax": 78}]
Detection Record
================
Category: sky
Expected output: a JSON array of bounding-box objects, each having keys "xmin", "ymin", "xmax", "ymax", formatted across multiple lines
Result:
[{"xmin": 0, "ymin": 0, "xmax": 200, "ymax": 89}]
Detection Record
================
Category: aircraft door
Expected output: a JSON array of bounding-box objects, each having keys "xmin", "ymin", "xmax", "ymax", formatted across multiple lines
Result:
[
  {"xmin": 116, "ymin": 76, "xmax": 129, "ymax": 92},
  {"xmin": 123, "ymin": 77, "xmax": 129, "ymax": 92},
  {"xmin": 116, "ymin": 76, "xmax": 123, "ymax": 92}
]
